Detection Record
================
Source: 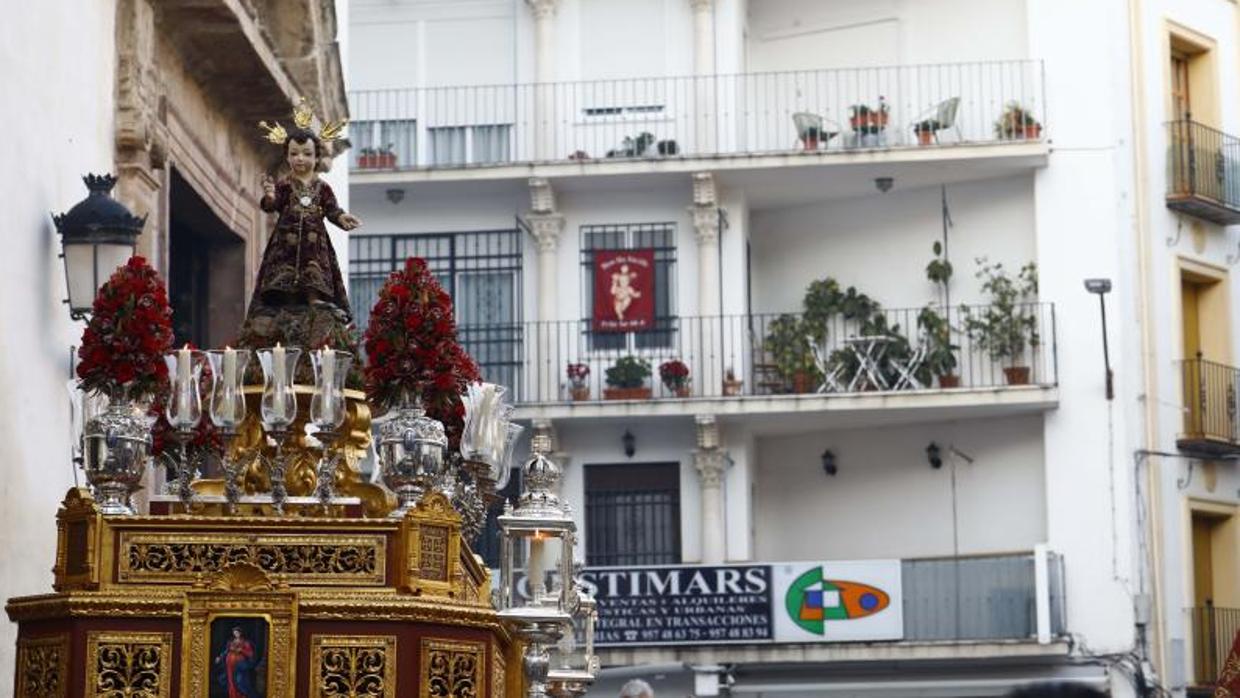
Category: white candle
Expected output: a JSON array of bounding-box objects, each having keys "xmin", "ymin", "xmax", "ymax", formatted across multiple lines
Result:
[
  {"xmin": 176, "ymin": 345, "xmax": 192, "ymax": 423},
  {"xmin": 321, "ymin": 348, "xmax": 336, "ymax": 419},
  {"xmin": 528, "ymin": 533, "xmax": 547, "ymax": 598},
  {"xmin": 221, "ymin": 346, "xmax": 237, "ymax": 422},
  {"xmin": 272, "ymin": 343, "xmax": 287, "ymax": 420}
]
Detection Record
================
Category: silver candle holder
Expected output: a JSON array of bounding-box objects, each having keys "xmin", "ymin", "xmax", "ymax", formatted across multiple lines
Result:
[
  {"xmin": 162, "ymin": 347, "xmax": 205, "ymax": 508},
  {"xmin": 310, "ymin": 348, "xmax": 352, "ymax": 507},
  {"xmin": 258, "ymin": 345, "xmax": 300, "ymax": 514},
  {"xmin": 206, "ymin": 348, "xmax": 250, "ymax": 514}
]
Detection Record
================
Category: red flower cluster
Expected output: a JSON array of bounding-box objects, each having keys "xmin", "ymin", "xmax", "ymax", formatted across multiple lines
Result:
[
  {"xmin": 363, "ymin": 257, "xmax": 481, "ymax": 447},
  {"xmin": 76, "ymin": 256, "xmax": 174, "ymax": 400},
  {"xmin": 658, "ymin": 359, "xmax": 690, "ymax": 388},
  {"xmin": 566, "ymin": 362, "xmax": 590, "ymax": 386}
]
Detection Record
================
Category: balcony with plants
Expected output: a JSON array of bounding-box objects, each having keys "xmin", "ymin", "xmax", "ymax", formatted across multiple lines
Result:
[
  {"xmin": 346, "ymin": 60, "xmax": 1046, "ymax": 178},
  {"xmin": 1166, "ymin": 120, "xmax": 1240, "ymax": 225},
  {"xmin": 466, "ymin": 249, "xmax": 1056, "ymax": 423}
]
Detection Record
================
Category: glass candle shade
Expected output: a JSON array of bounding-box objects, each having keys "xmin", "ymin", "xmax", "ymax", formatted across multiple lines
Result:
[
  {"xmin": 258, "ymin": 345, "xmax": 301, "ymax": 428},
  {"xmin": 162, "ymin": 348, "xmax": 205, "ymax": 431},
  {"xmin": 207, "ymin": 348, "xmax": 250, "ymax": 429},
  {"xmin": 494, "ymin": 422, "xmax": 525, "ymax": 491},
  {"xmin": 310, "ymin": 349, "xmax": 353, "ymax": 430}
]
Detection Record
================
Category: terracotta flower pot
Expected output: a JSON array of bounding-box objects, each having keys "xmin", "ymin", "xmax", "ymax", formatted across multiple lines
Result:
[
  {"xmin": 937, "ymin": 374, "xmax": 961, "ymax": 389},
  {"xmin": 1003, "ymin": 366, "xmax": 1031, "ymax": 385},
  {"xmin": 603, "ymin": 386, "xmax": 652, "ymax": 400},
  {"xmin": 674, "ymin": 386, "xmax": 691, "ymax": 398},
  {"xmin": 1024, "ymin": 124, "xmax": 1043, "ymax": 140},
  {"xmin": 916, "ymin": 129, "xmax": 935, "ymax": 146},
  {"xmin": 722, "ymin": 380, "xmax": 743, "ymax": 396},
  {"xmin": 791, "ymin": 372, "xmax": 815, "ymax": 394},
  {"xmin": 570, "ymin": 386, "xmax": 591, "ymax": 401},
  {"xmin": 802, "ymin": 136, "xmax": 819, "ymax": 151}
]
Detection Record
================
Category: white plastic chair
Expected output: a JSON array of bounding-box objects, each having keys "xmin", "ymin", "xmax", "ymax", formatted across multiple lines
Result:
[
  {"xmin": 792, "ymin": 112, "xmax": 840, "ymax": 150},
  {"xmin": 913, "ymin": 97, "xmax": 962, "ymax": 144}
]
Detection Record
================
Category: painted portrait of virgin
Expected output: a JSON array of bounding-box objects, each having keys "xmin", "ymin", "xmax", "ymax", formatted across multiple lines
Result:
[{"xmin": 210, "ymin": 617, "xmax": 268, "ymax": 698}]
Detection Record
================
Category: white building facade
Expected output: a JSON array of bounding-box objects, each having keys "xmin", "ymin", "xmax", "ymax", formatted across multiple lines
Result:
[{"xmin": 343, "ymin": 0, "xmax": 1240, "ymax": 696}]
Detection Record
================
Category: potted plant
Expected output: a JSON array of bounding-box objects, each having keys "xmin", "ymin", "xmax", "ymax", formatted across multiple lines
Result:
[
  {"xmin": 921, "ymin": 240, "xmax": 959, "ymax": 387},
  {"xmin": 722, "ymin": 368, "xmax": 743, "ymax": 396},
  {"xmin": 659, "ymin": 359, "xmax": 691, "ymax": 397},
  {"xmin": 357, "ymin": 147, "xmax": 376, "ymax": 169},
  {"xmin": 801, "ymin": 124, "xmax": 821, "ymax": 151},
  {"xmin": 566, "ymin": 362, "xmax": 591, "ymax": 401},
  {"xmin": 848, "ymin": 97, "xmax": 890, "ymax": 136},
  {"xmin": 765, "ymin": 314, "xmax": 820, "ymax": 393},
  {"xmin": 913, "ymin": 119, "xmax": 939, "ymax": 146},
  {"xmin": 960, "ymin": 258, "xmax": 1039, "ymax": 385},
  {"xmin": 918, "ymin": 306, "xmax": 960, "ymax": 387},
  {"xmin": 994, "ymin": 102, "xmax": 1042, "ymax": 140},
  {"xmin": 603, "ymin": 356, "xmax": 652, "ymax": 400},
  {"xmin": 376, "ymin": 144, "xmax": 397, "ymax": 168}
]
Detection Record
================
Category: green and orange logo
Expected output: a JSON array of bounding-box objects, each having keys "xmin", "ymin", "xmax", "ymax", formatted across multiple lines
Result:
[{"xmin": 784, "ymin": 567, "xmax": 891, "ymax": 635}]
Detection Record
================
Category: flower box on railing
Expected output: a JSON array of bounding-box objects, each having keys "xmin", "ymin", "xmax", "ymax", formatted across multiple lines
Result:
[{"xmin": 603, "ymin": 387, "xmax": 652, "ymax": 401}]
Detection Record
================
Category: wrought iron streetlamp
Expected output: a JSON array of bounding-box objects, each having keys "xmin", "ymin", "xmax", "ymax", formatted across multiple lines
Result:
[{"xmin": 52, "ymin": 174, "xmax": 144, "ymax": 320}]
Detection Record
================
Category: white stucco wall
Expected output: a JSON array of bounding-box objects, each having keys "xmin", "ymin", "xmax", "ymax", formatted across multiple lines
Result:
[
  {"xmin": 745, "ymin": 0, "xmax": 1029, "ymax": 73},
  {"xmin": 1029, "ymin": 0, "xmax": 1142, "ymax": 662},
  {"xmin": 748, "ymin": 175, "xmax": 1037, "ymax": 314},
  {"xmin": 753, "ymin": 415, "xmax": 1047, "ymax": 561},
  {"xmin": 0, "ymin": 0, "xmax": 118, "ymax": 691}
]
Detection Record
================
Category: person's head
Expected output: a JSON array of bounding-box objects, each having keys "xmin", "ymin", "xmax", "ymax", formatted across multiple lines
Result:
[
  {"xmin": 619, "ymin": 678, "xmax": 653, "ymax": 698},
  {"xmin": 1006, "ymin": 683, "xmax": 1107, "ymax": 698},
  {"xmin": 231, "ymin": 627, "xmax": 243, "ymax": 639},
  {"xmin": 285, "ymin": 128, "xmax": 323, "ymax": 176}
]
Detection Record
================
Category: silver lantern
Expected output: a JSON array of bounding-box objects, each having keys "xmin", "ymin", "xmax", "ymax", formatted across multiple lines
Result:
[
  {"xmin": 379, "ymin": 393, "xmax": 447, "ymax": 517},
  {"xmin": 81, "ymin": 392, "xmax": 155, "ymax": 515}
]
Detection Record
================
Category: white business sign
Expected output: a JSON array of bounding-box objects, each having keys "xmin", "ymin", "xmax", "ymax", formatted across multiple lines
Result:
[{"xmin": 771, "ymin": 560, "xmax": 904, "ymax": 643}]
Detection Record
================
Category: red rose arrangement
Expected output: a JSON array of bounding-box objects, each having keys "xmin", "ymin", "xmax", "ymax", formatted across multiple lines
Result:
[
  {"xmin": 658, "ymin": 359, "xmax": 690, "ymax": 390},
  {"xmin": 363, "ymin": 257, "xmax": 481, "ymax": 447},
  {"xmin": 76, "ymin": 256, "xmax": 174, "ymax": 401}
]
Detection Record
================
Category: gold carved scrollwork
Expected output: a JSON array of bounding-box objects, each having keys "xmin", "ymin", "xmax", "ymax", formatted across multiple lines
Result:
[
  {"xmin": 421, "ymin": 639, "xmax": 484, "ymax": 698},
  {"xmin": 312, "ymin": 635, "xmax": 397, "ymax": 698},
  {"xmin": 119, "ymin": 532, "xmax": 385, "ymax": 585},
  {"xmin": 16, "ymin": 635, "xmax": 69, "ymax": 698},
  {"xmin": 419, "ymin": 525, "xmax": 449, "ymax": 582},
  {"xmin": 86, "ymin": 631, "xmax": 173, "ymax": 698}
]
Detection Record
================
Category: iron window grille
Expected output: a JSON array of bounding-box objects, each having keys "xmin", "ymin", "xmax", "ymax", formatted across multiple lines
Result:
[
  {"xmin": 585, "ymin": 462, "xmax": 681, "ymax": 567},
  {"xmin": 579, "ymin": 222, "xmax": 677, "ymax": 352}
]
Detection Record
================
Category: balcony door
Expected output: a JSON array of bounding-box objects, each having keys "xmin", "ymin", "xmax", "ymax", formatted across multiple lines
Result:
[
  {"xmin": 1180, "ymin": 266, "xmax": 1233, "ymax": 441},
  {"xmin": 1190, "ymin": 504, "xmax": 1239, "ymax": 685}
]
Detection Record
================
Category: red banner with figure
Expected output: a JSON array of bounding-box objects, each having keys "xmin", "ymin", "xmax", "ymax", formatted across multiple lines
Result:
[{"xmin": 593, "ymin": 249, "xmax": 655, "ymax": 333}]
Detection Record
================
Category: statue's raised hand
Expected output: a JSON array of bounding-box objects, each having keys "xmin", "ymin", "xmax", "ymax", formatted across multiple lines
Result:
[
  {"xmin": 338, "ymin": 213, "xmax": 361, "ymax": 231},
  {"xmin": 261, "ymin": 174, "xmax": 276, "ymax": 200}
]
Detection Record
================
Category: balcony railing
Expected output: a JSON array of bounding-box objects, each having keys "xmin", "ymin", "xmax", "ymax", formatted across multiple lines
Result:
[
  {"xmin": 902, "ymin": 552, "xmax": 1065, "ymax": 641},
  {"xmin": 1177, "ymin": 357, "xmax": 1240, "ymax": 455},
  {"xmin": 1166, "ymin": 120, "xmax": 1240, "ymax": 224},
  {"xmin": 461, "ymin": 303, "xmax": 1057, "ymax": 405},
  {"xmin": 1191, "ymin": 605, "xmax": 1240, "ymax": 687},
  {"xmin": 347, "ymin": 60, "xmax": 1045, "ymax": 172}
]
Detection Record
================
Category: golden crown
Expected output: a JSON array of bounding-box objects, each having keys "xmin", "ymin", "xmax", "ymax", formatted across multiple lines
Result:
[{"xmin": 259, "ymin": 97, "xmax": 347, "ymax": 145}]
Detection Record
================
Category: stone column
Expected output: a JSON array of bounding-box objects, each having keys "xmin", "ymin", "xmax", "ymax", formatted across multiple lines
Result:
[
  {"xmin": 691, "ymin": 174, "xmax": 723, "ymax": 394},
  {"xmin": 526, "ymin": 179, "xmax": 566, "ymax": 400},
  {"xmin": 694, "ymin": 415, "xmax": 726, "ymax": 564},
  {"xmin": 689, "ymin": 0, "xmax": 717, "ymax": 154},
  {"xmin": 527, "ymin": 0, "xmax": 558, "ymax": 160}
]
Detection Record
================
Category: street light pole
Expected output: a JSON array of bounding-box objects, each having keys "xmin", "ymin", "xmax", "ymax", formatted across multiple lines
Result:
[{"xmin": 1085, "ymin": 278, "xmax": 1114, "ymax": 400}]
